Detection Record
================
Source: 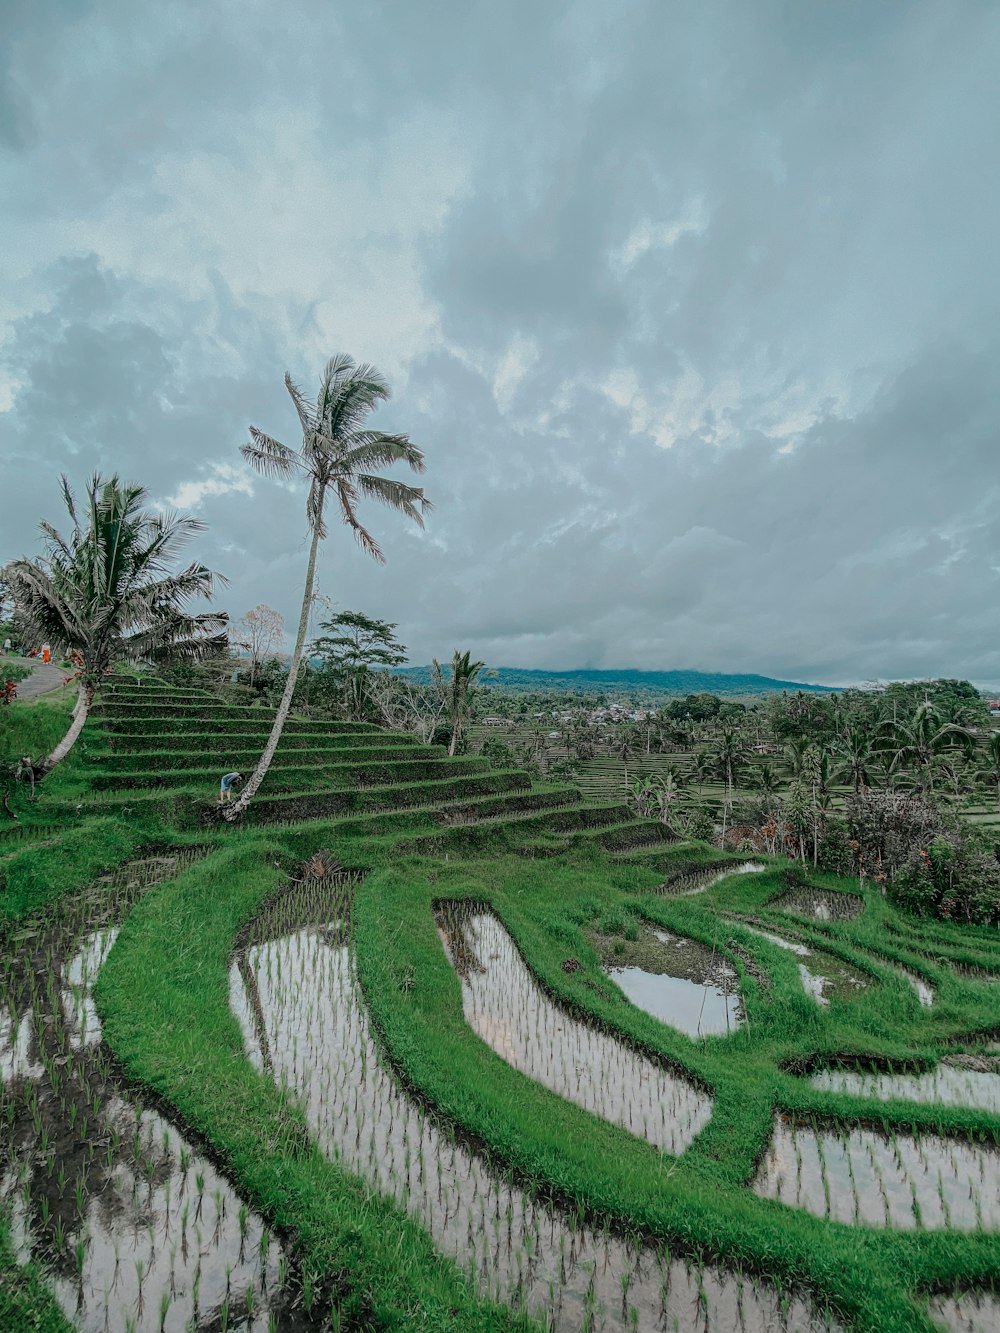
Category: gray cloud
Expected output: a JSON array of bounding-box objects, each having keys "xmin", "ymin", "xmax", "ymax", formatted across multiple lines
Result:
[{"xmin": 2, "ymin": 1, "xmax": 999, "ymax": 686}]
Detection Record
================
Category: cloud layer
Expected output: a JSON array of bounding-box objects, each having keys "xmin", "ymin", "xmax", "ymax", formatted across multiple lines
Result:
[{"xmin": 3, "ymin": 1, "xmax": 999, "ymax": 685}]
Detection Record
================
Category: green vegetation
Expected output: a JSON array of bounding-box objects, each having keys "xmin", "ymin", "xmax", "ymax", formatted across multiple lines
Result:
[{"xmin": 2, "ymin": 675, "xmax": 998, "ymax": 1329}]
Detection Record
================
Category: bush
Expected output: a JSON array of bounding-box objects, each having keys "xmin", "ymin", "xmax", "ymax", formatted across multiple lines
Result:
[{"xmin": 891, "ymin": 837, "xmax": 1000, "ymax": 925}]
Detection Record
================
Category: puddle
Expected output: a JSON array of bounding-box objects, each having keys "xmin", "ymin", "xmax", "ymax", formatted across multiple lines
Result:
[
  {"xmin": 929, "ymin": 1290, "xmax": 1000, "ymax": 1331},
  {"xmin": 753, "ymin": 1114, "xmax": 1000, "ymax": 1229},
  {"xmin": 890, "ymin": 965, "xmax": 934, "ymax": 1007},
  {"xmin": 660, "ymin": 861, "xmax": 765, "ymax": 896},
  {"xmin": 811, "ymin": 1062, "xmax": 1000, "ymax": 1115},
  {"xmin": 438, "ymin": 906, "xmax": 712, "ymax": 1151},
  {"xmin": 592, "ymin": 925, "xmax": 742, "ymax": 1038},
  {"xmin": 771, "ymin": 889, "xmax": 863, "ymax": 921},
  {"xmin": 0, "ymin": 853, "xmax": 310, "ymax": 1332},
  {"xmin": 231, "ymin": 876, "xmax": 842, "ymax": 1332},
  {"xmin": 736, "ymin": 924, "xmax": 869, "ymax": 1006}
]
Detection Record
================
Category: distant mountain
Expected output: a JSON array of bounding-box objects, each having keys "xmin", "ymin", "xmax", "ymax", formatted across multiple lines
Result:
[{"xmin": 396, "ymin": 665, "xmax": 838, "ymax": 698}]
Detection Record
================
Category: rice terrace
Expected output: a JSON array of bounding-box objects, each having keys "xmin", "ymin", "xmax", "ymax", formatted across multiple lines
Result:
[
  {"xmin": 4, "ymin": 5, "xmax": 1000, "ymax": 1331},
  {"xmin": 3, "ymin": 437, "xmax": 1000, "ymax": 1333}
]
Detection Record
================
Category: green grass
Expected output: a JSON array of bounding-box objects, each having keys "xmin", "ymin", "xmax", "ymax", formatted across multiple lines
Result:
[{"xmin": 0, "ymin": 1217, "xmax": 74, "ymax": 1333}]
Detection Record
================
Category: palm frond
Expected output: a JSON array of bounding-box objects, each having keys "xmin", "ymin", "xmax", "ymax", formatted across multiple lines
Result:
[
  {"xmin": 340, "ymin": 431, "xmax": 427, "ymax": 475},
  {"xmin": 336, "ymin": 479, "xmax": 384, "ymax": 563},
  {"xmin": 355, "ymin": 474, "xmax": 427, "ymax": 527},
  {"xmin": 241, "ymin": 427, "xmax": 296, "ymax": 478},
  {"xmin": 284, "ymin": 372, "xmax": 319, "ymax": 435}
]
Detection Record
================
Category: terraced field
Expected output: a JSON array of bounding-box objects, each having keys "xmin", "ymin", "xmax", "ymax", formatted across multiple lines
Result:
[{"xmin": 4, "ymin": 680, "xmax": 1000, "ymax": 1331}]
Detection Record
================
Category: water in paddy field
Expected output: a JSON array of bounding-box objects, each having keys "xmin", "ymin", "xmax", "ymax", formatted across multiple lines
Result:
[
  {"xmin": 603, "ymin": 929, "xmax": 743, "ymax": 1038},
  {"xmin": 231, "ymin": 876, "xmax": 843, "ymax": 1333},
  {"xmin": 0, "ymin": 854, "xmax": 307, "ymax": 1332},
  {"xmin": 733, "ymin": 923, "xmax": 869, "ymax": 1006},
  {"xmin": 771, "ymin": 888, "xmax": 864, "ymax": 921},
  {"xmin": 660, "ymin": 861, "xmax": 765, "ymax": 896},
  {"xmin": 753, "ymin": 1113, "xmax": 1000, "ymax": 1230},
  {"xmin": 437, "ymin": 905, "xmax": 712, "ymax": 1149},
  {"xmin": 930, "ymin": 1290, "xmax": 1000, "ymax": 1331},
  {"xmin": 811, "ymin": 1060, "xmax": 1000, "ymax": 1114}
]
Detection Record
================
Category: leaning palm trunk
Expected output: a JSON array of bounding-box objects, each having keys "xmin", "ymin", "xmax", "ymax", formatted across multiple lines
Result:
[
  {"xmin": 225, "ymin": 521, "xmax": 322, "ymax": 819},
  {"xmin": 41, "ymin": 683, "xmax": 93, "ymax": 771}
]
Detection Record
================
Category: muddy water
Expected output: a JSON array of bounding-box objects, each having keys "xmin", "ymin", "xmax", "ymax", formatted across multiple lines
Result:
[
  {"xmin": 771, "ymin": 889, "xmax": 863, "ymax": 921},
  {"xmin": 231, "ymin": 877, "xmax": 842, "ymax": 1333},
  {"xmin": 660, "ymin": 861, "xmax": 765, "ymax": 896},
  {"xmin": 438, "ymin": 907, "xmax": 712, "ymax": 1150},
  {"xmin": 753, "ymin": 1114, "xmax": 1000, "ymax": 1229},
  {"xmin": 930, "ymin": 1290, "xmax": 1000, "ymax": 1331},
  {"xmin": 735, "ymin": 924, "xmax": 869, "ymax": 1006},
  {"xmin": 595, "ymin": 927, "xmax": 742, "ymax": 1038},
  {"xmin": 0, "ymin": 853, "xmax": 305, "ymax": 1332},
  {"xmin": 811, "ymin": 1062, "xmax": 1000, "ymax": 1115}
]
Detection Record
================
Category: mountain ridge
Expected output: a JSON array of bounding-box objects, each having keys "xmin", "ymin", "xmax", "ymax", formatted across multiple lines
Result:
[{"xmin": 395, "ymin": 665, "xmax": 839, "ymax": 697}]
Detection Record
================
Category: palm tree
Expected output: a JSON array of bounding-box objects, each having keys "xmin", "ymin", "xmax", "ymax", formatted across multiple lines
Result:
[
  {"xmin": 4, "ymin": 474, "xmax": 226, "ymax": 772},
  {"xmin": 833, "ymin": 724, "xmax": 873, "ymax": 793},
  {"xmin": 877, "ymin": 701, "xmax": 975, "ymax": 794},
  {"xmin": 432, "ymin": 650, "xmax": 485, "ymax": 756},
  {"xmin": 614, "ymin": 731, "xmax": 635, "ymax": 787},
  {"xmin": 225, "ymin": 355, "xmax": 428, "ymax": 818}
]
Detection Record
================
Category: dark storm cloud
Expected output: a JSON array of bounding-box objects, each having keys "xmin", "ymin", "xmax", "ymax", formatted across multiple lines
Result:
[{"xmin": 2, "ymin": 1, "xmax": 999, "ymax": 684}]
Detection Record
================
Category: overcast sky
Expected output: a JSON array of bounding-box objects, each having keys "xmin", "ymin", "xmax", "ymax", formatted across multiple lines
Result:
[{"xmin": 2, "ymin": 1, "xmax": 999, "ymax": 687}]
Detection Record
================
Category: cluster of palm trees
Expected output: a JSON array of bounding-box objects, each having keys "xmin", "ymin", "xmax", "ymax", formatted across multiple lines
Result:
[{"xmin": 3, "ymin": 354, "xmax": 431, "ymax": 822}]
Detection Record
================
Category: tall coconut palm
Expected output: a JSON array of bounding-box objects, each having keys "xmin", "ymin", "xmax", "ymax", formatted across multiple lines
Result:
[
  {"xmin": 432, "ymin": 650, "xmax": 485, "ymax": 757},
  {"xmin": 226, "ymin": 355, "xmax": 428, "ymax": 819},
  {"xmin": 833, "ymin": 724, "xmax": 873, "ymax": 793},
  {"xmin": 877, "ymin": 701, "xmax": 975, "ymax": 794},
  {"xmin": 4, "ymin": 474, "xmax": 226, "ymax": 772}
]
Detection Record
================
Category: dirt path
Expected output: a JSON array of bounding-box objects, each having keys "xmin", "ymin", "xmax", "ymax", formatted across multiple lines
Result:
[{"xmin": 1, "ymin": 654, "xmax": 71, "ymax": 700}]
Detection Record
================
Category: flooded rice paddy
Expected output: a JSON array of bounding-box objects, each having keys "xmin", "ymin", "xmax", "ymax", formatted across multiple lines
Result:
[
  {"xmin": 231, "ymin": 875, "xmax": 842, "ymax": 1332},
  {"xmin": 733, "ymin": 923, "xmax": 869, "ymax": 1006},
  {"xmin": 770, "ymin": 889, "xmax": 863, "ymax": 922},
  {"xmin": 592, "ymin": 926, "xmax": 742, "ymax": 1038},
  {"xmin": 929, "ymin": 1290, "xmax": 1000, "ymax": 1331},
  {"xmin": 437, "ymin": 904, "xmax": 712, "ymax": 1149},
  {"xmin": 811, "ymin": 1060, "xmax": 1000, "ymax": 1115},
  {"xmin": 753, "ymin": 1113, "xmax": 1000, "ymax": 1229},
  {"xmin": 0, "ymin": 853, "xmax": 305, "ymax": 1331},
  {"xmin": 660, "ymin": 861, "xmax": 765, "ymax": 896}
]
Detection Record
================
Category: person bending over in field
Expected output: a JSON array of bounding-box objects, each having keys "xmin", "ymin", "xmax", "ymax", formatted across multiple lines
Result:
[{"xmin": 219, "ymin": 771, "xmax": 243, "ymax": 804}]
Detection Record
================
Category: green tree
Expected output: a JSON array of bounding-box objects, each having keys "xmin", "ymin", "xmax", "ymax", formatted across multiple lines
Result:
[
  {"xmin": 226, "ymin": 355, "xmax": 428, "ymax": 818},
  {"xmin": 877, "ymin": 701, "xmax": 975, "ymax": 794},
  {"xmin": 833, "ymin": 724, "xmax": 873, "ymax": 793},
  {"xmin": 433, "ymin": 651, "xmax": 485, "ymax": 757},
  {"xmin": 3, "ymin": 474, "xmax": 226, "ymax": 771},
  {"xmin": 310, "ymin": 609, "xmax": 407, "ymax": 675}
]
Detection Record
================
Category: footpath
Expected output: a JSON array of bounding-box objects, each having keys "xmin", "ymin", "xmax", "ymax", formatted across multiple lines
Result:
[{"xmin": 1, "ymin": 654, "xmax": 70, "ymax": 700}]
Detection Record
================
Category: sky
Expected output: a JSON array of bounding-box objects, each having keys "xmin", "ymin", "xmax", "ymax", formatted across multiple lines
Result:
[{"xmin": 2, "ymin": 0, "xmax": 999, "ymax": 687}]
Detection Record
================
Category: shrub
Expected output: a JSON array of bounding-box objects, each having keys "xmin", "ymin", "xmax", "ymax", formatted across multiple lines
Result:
[{"xmin": 892, "ymin": 837, "xmax": 1000, "ymax": 925}]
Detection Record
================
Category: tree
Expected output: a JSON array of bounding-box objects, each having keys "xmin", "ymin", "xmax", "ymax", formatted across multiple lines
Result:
[
  {"xmin": 834, "ymin": 724, "xmax": 873, "ymax": 793},
  {"xmin": 432, "ymin": 650, "xmax": 485, "ymax": 757},
  {"xmin": 3, "ymin": 474, "xmax": 226, "ymax": 771},
  {"xmin": 225, "ymin": 355, "xmax": 428, "ymax": 819},
  {"xmin": 310, "ymin": 610, "xmax": 407, "ymax": 675},
  {"xmin": 877, "ymin": 701, "xmax": 975, "ymax": 794},
  {"xmin": 233, "ymin": 604, "xmax": 285, "ymax": 688}
]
